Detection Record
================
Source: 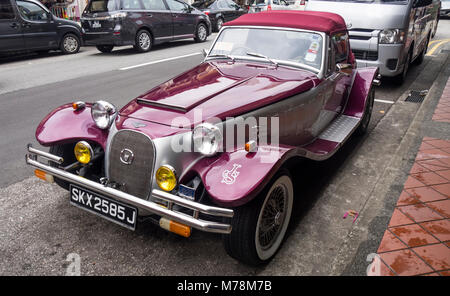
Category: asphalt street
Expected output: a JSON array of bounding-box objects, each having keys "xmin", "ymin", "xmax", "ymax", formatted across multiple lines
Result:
[{"xmin": 0, "ymin": 20, "xmax": 449, "ymax": 275}]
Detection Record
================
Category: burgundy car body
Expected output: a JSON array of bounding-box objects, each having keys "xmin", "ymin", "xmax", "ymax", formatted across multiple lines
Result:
[{"xmin": 26, "ymin": 10, "xmax": 379, "ymax": 264}]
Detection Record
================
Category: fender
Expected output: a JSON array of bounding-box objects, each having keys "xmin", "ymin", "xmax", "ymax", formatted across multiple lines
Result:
[
  {"xmin": 344, "ymin": 66, "xmax": 379, "ymax": 118},
  {"xmin": 35, "ymin": 103, "xmax": 108, "ymax": 149},
  {"xmin": 189, "ymin": 146, "xmax": 292, "ymax": 207}
]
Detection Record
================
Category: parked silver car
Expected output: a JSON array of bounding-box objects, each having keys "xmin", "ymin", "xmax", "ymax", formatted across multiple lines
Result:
[
  {"xmin": 248, "ymin": 0, "xmax": 295, "ymax": 12},
  {"xmin": 306, "ymin": 0, "xmax": 441, "ymax": 84},
  {"xmin": 441, "ymin": 0, "xmax": 450, "ymax": 17}
]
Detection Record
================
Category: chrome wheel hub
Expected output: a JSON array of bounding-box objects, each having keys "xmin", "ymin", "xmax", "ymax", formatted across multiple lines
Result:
[
  {"xmin": 64, "ymin": 36, "xmax": 77, "ymax": 52},
  {"xmin": 139, "ymin": 33, "xmax": 151, "ymax": 50},
  {"xmin": 198, "ymin": 26, "xmax": 207, "ymax": 41}
]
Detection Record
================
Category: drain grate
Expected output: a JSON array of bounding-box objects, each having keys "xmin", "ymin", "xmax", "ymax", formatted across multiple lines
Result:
[{"xmin": 405, "ymin": 90, "xmax": 428, "ymax": 103}]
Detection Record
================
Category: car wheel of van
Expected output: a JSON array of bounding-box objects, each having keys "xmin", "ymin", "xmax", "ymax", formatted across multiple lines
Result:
[
  {"xmin": 215, "ymin": 18, "xmax": 224, "ymax": 32},
  {"xmin": 223, "ymin": 170, "xmax": 293, "ymax": 266},
  {"xmin": 355, "ymin": 88, "xmax": 375, "ymax": 136},
  {"xmin": 135, "ymin": 29, "xmax": 152, "ymax": 53},
  {"xmin": 194, "ymin": 23, "xmax": 208, "ymax": 43},
  {"xmin": 395, "ymin": 48, "xmax": 412, "ymax": 85},
  {"xmin": 49, "ymin": 144, "xmax": 76, "ymax": 191},
  {"xmin": 96, "ymin": 45, "xmax": 114, "ymax": 53},
  {"xmin": 60, "ymin": 33, "xmax": 80, "ymax": 54},
  {"xmin": 415, "ymin": 34, "xmax": 430, "ymax": 65}
]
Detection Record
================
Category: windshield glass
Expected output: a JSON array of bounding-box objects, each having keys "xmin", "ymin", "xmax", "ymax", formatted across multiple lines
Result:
[
  {"xmin": 192, "ymin": 0, "xmax": 215, "ymax": 8},
  {"xmin": 309, "ymin": 0, "xmax": 408, "ymax": 3},
  {"xmin": 86, "ymin": 0, "xmax": 118, "ymax": 12},
  {"xmin": 209, "ymin": 28, "xmax": 323, "ymax": 71}
]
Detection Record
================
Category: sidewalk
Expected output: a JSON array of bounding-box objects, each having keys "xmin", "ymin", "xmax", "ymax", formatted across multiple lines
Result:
[{"xmin": 368, "ymin": 70, "xmax": 450, "ymax": 276}]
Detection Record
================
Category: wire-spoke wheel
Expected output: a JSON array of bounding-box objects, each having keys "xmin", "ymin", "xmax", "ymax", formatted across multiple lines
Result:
[
  {"xmin": 60, "ymin": 33, "xmax": 80, "ymax": 54},
  {"xmin": 223, "ymin": 170, "xmax": 293, "ymax": 266},
  {"xmin": 135, "ymin": 29, "xmax": 152, "ymax": 53},
  {"xmin": 194, "ymin": 23, "xmax": 208, "ymax": 43}
]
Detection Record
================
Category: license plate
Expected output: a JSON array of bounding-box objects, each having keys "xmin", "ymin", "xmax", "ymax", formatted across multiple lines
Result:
[
  {"xmin": 69, "ymin": 184, "xmax": 137, "ymax": 230},
  {"xmin": 91, "ymin": 21, "xmax": 101, "ymax": 28},
  {"xmin": 178, "ymin": 184, "xmax": 195, "ymax": 201}
]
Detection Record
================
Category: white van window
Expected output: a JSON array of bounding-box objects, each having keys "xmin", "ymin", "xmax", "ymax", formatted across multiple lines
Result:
[
  {"xmin": 17, "ymin": 1, "xmax": 48, "ymax": 21},
  {"xmin": 0, "ymin": 0, "xmax": 15, "ymax": 19}
]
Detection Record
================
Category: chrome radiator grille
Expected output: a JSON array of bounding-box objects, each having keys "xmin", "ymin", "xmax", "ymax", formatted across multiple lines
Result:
[{"xmin": 108, "ymin": 130, "xmax": 155, "ymax": 199}]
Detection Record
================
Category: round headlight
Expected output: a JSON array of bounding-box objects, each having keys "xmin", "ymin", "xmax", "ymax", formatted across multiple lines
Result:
[
  {"xmin": 156, "ymin": 165, "xmax": 177, "ymax": 192},
  {"xmin": 91, "ymin": 101, "xmax": 116, "ymax": 129},
  {"xmin": 192, "ymin": 123, "xmax": 222, "ymax": 156},
  {"xmin": 74, "ymin": 141, "xmax": 94, "ymax": 164}
]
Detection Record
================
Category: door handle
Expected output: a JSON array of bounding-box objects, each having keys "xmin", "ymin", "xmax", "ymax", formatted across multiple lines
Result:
[
  {"xmin": 10, "ymin": 22, "xmax": 19, "ymax": 28},
  {"xmin": 172, "ymin": 14, "xmax": 178, "ymax": 18},
  {"xmin": 146, "ymin": 13, "xmax": 152, "ymax": 17},
  {"xmin": 23, "ymin": 22, "xmax": 31, "ymax": 28}
]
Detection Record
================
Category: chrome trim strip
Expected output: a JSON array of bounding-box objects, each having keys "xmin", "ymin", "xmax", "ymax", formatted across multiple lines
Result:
[
  {"xmin": 27, "ymin": 144, "xmax": 63, "ymax": 164},
  {"xmin": 25, "ymin": 151, "xmax": 233, "ymax": 234}
]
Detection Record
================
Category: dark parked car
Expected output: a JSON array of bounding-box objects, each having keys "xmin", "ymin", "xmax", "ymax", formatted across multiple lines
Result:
[
  {"xmin": 0, "ymin": 0, "xmax": 82, "ymax": 55},
  {"xmin": 192, "ymin": 0, "xmax": 246, "ymax": 32},
  {"xmin": 81, "ymin": 0, "xmax": 212, "ymax": 53}
]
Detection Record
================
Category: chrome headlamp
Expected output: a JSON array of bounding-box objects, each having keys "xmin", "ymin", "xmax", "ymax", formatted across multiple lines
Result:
[
  {"xmin": 192, "ymin": 123, "xmax": 223, "ymax": 156},
  {"xmin": 91, "ymin": 101, "xmax": 117, "ymax": 130},
  {"xmin": 379, "ymin": 29, "xmax": 405, "ymax": 44}
]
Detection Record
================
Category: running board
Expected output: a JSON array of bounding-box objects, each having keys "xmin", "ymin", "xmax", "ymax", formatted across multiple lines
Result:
[{"xmin": 300, "ymin": 115, "xmax": 361, "ymax": 161}]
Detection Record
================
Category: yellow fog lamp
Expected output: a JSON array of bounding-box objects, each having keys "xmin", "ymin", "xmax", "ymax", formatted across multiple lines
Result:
[
  {"xmin": 74, "ymin": 141, "xmax": 94, "ymax": 164},
  {"xmin": 156, "ymin": 165, "xmax": 177, "ymax": 192}
]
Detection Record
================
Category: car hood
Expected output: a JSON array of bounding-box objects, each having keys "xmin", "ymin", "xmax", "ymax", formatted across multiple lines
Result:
[{"xmin": 119, "ymin": 60, "xmax": 319, "ymax": 129}]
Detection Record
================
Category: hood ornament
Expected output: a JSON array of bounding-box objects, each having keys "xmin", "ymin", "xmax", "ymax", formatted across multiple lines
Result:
[
  {"xmin": 346, "ymin": 22, "xmax": 352, "ymax": 29},
  {"xmin": 120, "ymin": 149, "xmax": 134, "ymax": 165}
]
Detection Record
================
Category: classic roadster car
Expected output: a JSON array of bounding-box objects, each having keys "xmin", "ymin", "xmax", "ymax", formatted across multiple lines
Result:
[{"xmin": 26, "ymin": 11, "xmax": 379, "ymax": 266}]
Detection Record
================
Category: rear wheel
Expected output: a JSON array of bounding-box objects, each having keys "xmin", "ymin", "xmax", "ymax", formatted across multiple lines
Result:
[
  {"xmin": 96, "ymin": 45, "xmax": 114, "ymax": 53},
  {"xmin": 223, "ymin": 170, "xmax": 293, "ymax": 266},
  {"xmin": 60, "ymin": 33, "xmax": 80, "ymax": 54},
  {"xmin": 194, "ymin": 23, "xmax": 208, "ymax": 43},
  {"xmin": 134, "ymin": 29, "xmax": 152, "ymax": 53},
  {"xmin": 355, "ymin": 88, "xmax": 375, "ymax": 136}
]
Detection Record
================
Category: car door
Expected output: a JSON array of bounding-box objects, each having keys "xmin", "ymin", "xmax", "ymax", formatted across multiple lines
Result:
[
  {"xmin": 141, "ymin": 0, "xmax": 173, "ymax": 40},
  {"xmin": 225, "ymin": 0, "xmax": 244, "ymax": 20},
  {"xmin": 165, "ymin": 0, "xmax": 195, "ymax": 37},
  {"xmin": 325, "ymin": 33, "xmax": 352, "ymax": 117},
  {"xmin": 0, "ymin": 0, "xmax": 25, "ymax": 51},
  {"xmin": 16, "ymin": 0, "xmax": 58, "ymax": 50}
]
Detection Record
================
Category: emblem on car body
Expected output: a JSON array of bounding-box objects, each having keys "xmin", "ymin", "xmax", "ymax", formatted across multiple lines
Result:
[
  {"xmin": 221, "ymin": 164, "xmax": 241, "ymax": 185},
  {"xmin": 346, "ymin": 22, "xmax": 352, "ymax": 29},
  {"xmin": 120, "ymin": 149, "xmax": 134, "ymax": 165}
]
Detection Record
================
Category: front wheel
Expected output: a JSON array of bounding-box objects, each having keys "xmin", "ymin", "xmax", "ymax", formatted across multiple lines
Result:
[
  {"xmin": 394, "ymin": 48, "xmax": 412, "ymax": 85},
  {"xmin": 223, "ymin": 171, "xmax": 294, "ymax": 266},
  {"xmin": 215, "ymin": 18, "xmax": 224, "ymax": 32},
  {"xmin": 60, "ymin": 33, "xmax": 80, "ymax": 54},
  {"xmin": 49, "ymin": 144, "xmax": 76, "ymax": 190}
]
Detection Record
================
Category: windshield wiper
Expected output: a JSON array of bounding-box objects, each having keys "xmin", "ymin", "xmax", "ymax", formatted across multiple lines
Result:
[
  {"xmin": 207, "ymin": 54, "xmax": 235, "ymax": 62},
  {"xmin": 246, "ymin": 52, "xmax": 278, "ymax": 68}
]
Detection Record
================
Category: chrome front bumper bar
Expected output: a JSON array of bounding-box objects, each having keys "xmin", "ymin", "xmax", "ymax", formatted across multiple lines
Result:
[{"xmin": 26, "ymin": 145, "xmax": 233, "ymax": 234}]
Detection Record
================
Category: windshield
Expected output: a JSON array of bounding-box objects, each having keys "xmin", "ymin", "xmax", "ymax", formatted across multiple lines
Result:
[
  {"xmin": 209, "ymin": 28, "xmax": 323, "ymax": 72},
  {"xmin": 192, "ymin": 0, "xmax": 216, "ymax": 8},
  {"xmin": 86, "ymin": 0, "xmax": 118, "ymax": 13},
  {"xmin": 309, "ymin": 0, "xmax": 407, "ymax": 3}
]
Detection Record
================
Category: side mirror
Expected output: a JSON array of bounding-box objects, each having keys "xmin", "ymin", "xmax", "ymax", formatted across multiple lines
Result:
[
  {"xmin": 202, "ymin": 48, "xmax": 208, "ymax": 57},
  {"xmin": 336, "ymin": 63, "xmax": 353, "ymax": 76}
]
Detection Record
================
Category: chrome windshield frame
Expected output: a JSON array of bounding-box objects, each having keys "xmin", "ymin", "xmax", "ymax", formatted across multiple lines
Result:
[{"xmin": 204, "ymin": 25, "xmax": 327, "ymax": 78}]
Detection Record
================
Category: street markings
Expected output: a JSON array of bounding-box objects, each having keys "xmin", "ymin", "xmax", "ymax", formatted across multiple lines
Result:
[
  {"xmin": 119, "ymin": 52, "xmax": 203, "ymax": 71},
  {"xmin": 375, "ymin": 99, "xmax": 394, "ymax": 104},
  {"xmin": 426, "ymin": 38, "xmax": 450, "ymax": 56}
]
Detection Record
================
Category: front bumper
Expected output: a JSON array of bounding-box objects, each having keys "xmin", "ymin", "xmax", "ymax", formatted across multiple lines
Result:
[
  {"xmin": 354, "ymin": 43, "xmax": 405, "ymax": 77},
  {"xmin": 25, "ymin": 145, "xmax": 233, "ymax": 234}
]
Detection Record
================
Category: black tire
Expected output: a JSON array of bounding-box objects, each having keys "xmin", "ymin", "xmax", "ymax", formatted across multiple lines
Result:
[
  {"xmin": 49, "ymin": 144, "xmax": 76, "ymax": 190},
  {"xmin": 194, "ymin": 23, "xmax": 208, "ymax": 43},
  {"xmin": 223, "ymin": 170, "xmax": 294, "ymax": 266},
  {"xmin": 355, "ymin": 88, "xmax": 375, "ymax": 136},
  {"xmin": 215, "ymin": 17, "xmax": 224, "ymax": 32},
  {"xmin": 96, "ymin": 45, "xmax": 114, "ymax": 53},
  {"xmin": 60, "ymin": 33, "xmax": 80, "ymax": 54},
  {"xmin": 134, "ymin": 29, "xmax": 152, "ymax": 53},
  {"xmin": 394, "ymin": 47, "xmax": 412, "ymax": 85},
  {"xmin": 415, "ymin": 34, "xmax": 430, "ymax": 65}
]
